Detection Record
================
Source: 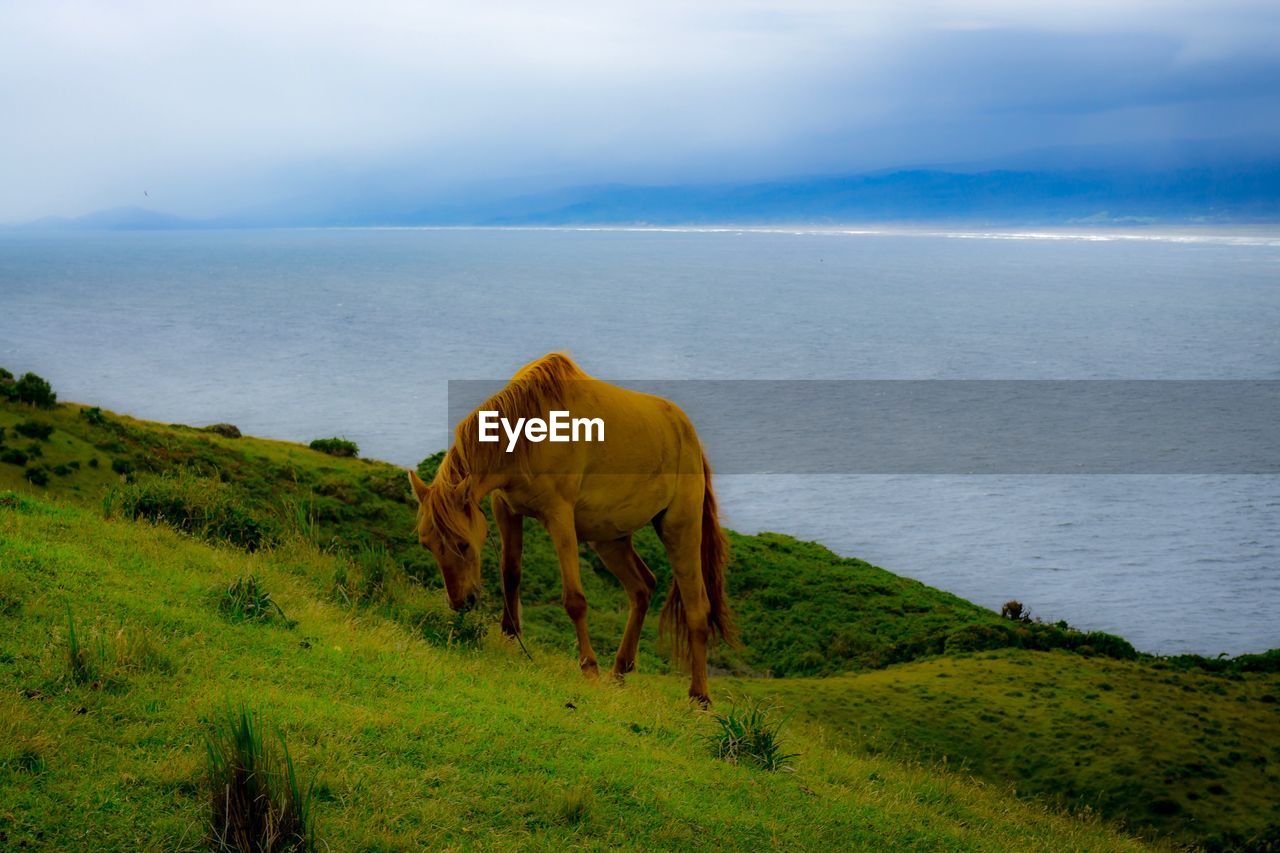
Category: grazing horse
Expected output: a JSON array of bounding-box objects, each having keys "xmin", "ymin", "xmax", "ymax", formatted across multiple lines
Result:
[{"xmin": 407, "ymin": 353, "xmax": 735, "ymax": 704}]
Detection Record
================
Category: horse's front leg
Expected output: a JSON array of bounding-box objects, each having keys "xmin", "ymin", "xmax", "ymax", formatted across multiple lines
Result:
[
  {"xmin": 545, "ymin": 512, "xmax": 599, "ymax": 677},
  {"xmin": 590, "ymin": 537, "xmax": 656, "ymax": 681},
  {"xmin": 492, "ymin": 493, "xmax": 524, "ymax": 638}
]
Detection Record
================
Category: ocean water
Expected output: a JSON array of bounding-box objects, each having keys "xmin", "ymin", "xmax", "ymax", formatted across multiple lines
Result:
[{"xmin": 1, "ymin": 227, "xmax": 1277, "ymax": 654}]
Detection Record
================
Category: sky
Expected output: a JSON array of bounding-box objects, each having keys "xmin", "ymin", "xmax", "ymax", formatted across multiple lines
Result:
[{"xmin": 2, "ymin": 0, "xmax": 1278, "ymax": 222}]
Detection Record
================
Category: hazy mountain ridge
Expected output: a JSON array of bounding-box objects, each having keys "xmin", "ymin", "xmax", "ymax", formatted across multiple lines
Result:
[{"xmin": 11, "ymin": 160, "xmax": 1280, "ymax": 230}]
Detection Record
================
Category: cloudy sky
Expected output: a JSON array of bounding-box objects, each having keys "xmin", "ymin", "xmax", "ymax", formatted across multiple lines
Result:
[{"xmin": 2, "ymin": 0, "xmax": 1278, "ymax": 221}]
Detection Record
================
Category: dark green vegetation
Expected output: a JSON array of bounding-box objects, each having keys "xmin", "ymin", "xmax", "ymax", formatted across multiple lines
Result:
[
  {"xmin": 205, "ymin": 706, "xmax": 315, "ymax": 851},
  {"xmin": 1, "ymin": 380, "xmax": 1276, "ymax": 849},
  {"xmin": 0, "ymin": 369, "xmax": 57, "ymax": 408},
  {"xmin": 307, "ymin": 437, "xmax": 358, "ymax": 458}
]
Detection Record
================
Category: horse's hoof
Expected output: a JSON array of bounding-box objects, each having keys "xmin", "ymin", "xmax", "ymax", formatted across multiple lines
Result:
[
  {"xmin": 580, "ymin": 660, "xmax": 600, "ymax": 679},
  {"xmin": 688, "ymin": 691, "xmax": 711, "ymax": 709}
]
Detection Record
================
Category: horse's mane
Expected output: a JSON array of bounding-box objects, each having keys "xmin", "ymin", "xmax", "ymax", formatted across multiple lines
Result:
[{"xmin": 427, "ymin": 352, "xmax": 588, "ymax": 543}]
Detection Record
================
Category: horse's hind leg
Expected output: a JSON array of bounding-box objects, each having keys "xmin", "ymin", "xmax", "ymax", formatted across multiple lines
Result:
[
  {"xmin": 590, "ymin": 537, "xmax": 657, "ymax": 681},
  {"xmin": 492, "ymin": 493, "xmax": 524, "ymax": 638},
  {"xmin": 657, "ymin": 490, "xmax": 712, "ymax": 705}
]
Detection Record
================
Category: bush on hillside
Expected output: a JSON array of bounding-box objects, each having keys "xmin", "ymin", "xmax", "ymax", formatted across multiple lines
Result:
[
  {"xmin": 945, "ymin": 623, "xmax": 1018, "ymax": 654},
  {"xmin": 24, "ymin": 466, "xmax": 50, "ymax": 487},
  {"xmin": 80, "ymin": 406, "xmax": 107, "ymax": 426},
  {"xmin": 416, "ymin": 450, "xmax": 446, "ymax": 482},
  {"xmin": 14, "ymin": 421, "xmax": 53, "ymax": 441},
  {"xmin": 205, "ymin": 423, "xmax": 242, "ymax": 439},
  {"xmin": 309, "ymin": 437, "xmax": 358, "ymax": 458},
  {"xmin": 1000, "ymin": 600, "xmax": 1031, "ymax": 622},
  {"xmin": 12, "ymin": 373, "xmax": 57, "ymax": 408},
  {"xmin": 1, "ymin": 448, "xmax": 27, "ymax": 467},
  {"xmin": 110, "ymin": 474, "xmax": 277, "ymax": 551}
]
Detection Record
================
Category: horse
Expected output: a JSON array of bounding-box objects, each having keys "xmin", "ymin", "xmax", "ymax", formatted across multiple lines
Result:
[{"xmin": 407, "ymin": 352, "xmax": 735, "ymax": 704}]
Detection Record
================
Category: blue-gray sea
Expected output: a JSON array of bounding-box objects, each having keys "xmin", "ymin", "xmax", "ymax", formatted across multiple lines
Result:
[{"xmin": 2, "ymin": 227, "xmax": 1277, "ymax": 655}]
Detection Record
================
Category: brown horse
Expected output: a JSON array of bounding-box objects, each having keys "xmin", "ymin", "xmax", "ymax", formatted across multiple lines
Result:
[{"xmin": 408, "ymin": 353, "xmax": 735, "ymax": 703}]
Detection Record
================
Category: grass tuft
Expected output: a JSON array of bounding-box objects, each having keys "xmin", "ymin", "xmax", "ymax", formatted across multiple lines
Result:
[
  {"xmin": 705, "ymin": 698, "xmax": 799, "ymax": 772},
  {"xmin": 218, "ymin": 575, "xmax": 289, "ymax": 625},
  {"xmin": 66, "ymin": 603, "xmax": 101, "ymax": 685},
  {"xmin": 554, "ymin": 784, "xmax": 593, "ymax": 826},
  {"xmin": 205, "ymin": 705, "xmax": 316, "ymax": 852}
]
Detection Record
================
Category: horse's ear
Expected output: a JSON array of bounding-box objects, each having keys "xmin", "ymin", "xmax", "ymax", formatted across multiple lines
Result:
[{"xmin": 407, "ymin": 469, "xmax": 431, "ymax": 504}]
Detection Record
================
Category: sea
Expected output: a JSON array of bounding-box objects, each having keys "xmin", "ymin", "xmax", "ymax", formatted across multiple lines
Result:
[{"xmin": 2, "ymin": 226, "xmax": 1277, "ymax": 655}]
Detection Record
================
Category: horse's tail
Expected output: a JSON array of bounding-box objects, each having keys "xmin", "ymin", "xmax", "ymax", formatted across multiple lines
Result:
[{"xmin": 661, "ymin": 450, "xmax": 738, "ymax": 661}]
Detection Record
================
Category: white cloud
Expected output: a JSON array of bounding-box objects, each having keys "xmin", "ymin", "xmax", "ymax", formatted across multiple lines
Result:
[{"xmin": 0, "ymin": 0, "xmax": 1276, "ymax": 220}]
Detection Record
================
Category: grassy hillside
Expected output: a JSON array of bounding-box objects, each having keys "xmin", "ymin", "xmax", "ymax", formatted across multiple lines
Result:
[
  {"xmin": 0, "ymin": 397, "xmax": 1135, "ymax": 679},
  {"xmin": 0, "ymin": 492, "xmax": 1143, "ymax": 849},
  {"xmin": 730, "ymin": 653, "xmax": 1280, "ymax": 849},
  {"xmin": 3, "ymin": 387, "xmax": 1277, "ymax": 849}
]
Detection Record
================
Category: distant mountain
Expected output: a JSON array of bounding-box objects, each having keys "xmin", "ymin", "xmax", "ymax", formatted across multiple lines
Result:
[
  {"xmin": 464, "ymin": 165, "xmax": 1280, "ymax": 227},
  {"xmin": 14, "ymin": 161, "xmax": 1280, "ymax": 230},
  {"xmin": 13, "ymin": 205, "xmax": 199, "ymax": 230}
]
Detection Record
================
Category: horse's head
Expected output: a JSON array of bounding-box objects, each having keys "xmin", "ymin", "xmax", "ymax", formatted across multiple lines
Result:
[{"xmin": 408, "ymin": 469, "xmax": 486, "ymax": 611}]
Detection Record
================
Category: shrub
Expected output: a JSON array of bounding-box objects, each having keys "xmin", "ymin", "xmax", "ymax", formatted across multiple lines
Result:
[
  {"xmin": 1, "ymin": 448, "xmax": 28, "ymax": 467},
  {"xmin": 219, "ymin": 575, "xmax": 288, "ymax": 624},
  {"xmin": 945, "ymin": 623, "xmax": 1017, "ymax": 653},
  {"xmin": 1076, "ymin": 631, "xmax": 1138, "ymax": 660},
  {"xmin": 15, "ymin": 420, "xmax": 53, "ymax": 441},
  {"xmin": 309, "ymin": 437, "xmax": 358, "ymax": 458},
  {"xmin": 25, "ymin": 466, "xmax": 50, "ymax": 487},
  {"xmin": 14, "ymin": 372, "xmax": 56, "ymax": 408},
  {"xmin": 88, "ymin": 457, "xmax": 100, "ymax": 468},
  {"xmin": 53, "ymin": 464, "xmax": 72, "ymax": 476},
  {"xmin": 1001, "ymin": 600, "xmax": 1031, "ymax": 622},
  {"xmin": 111, "ymin": 474, "xmax": 277, "ymax": 551},
  {"xmin": 0, "ymin": 367, "xmax": 13, "ymax": 400},
  {"xmin": 417, "ymin": 451, "xmax": 446, "ymax": 482},
  {"xmin": 205, "ymin": 705, "xmax": 316, "ymax": 852},
  {"xmin": 111, "ymin": 458, "xmax": 133, "ymax": 476},
  {"xmin": 205, "ymin": 423, "xmax": 242, "ymax": 439},
  {"xmin": 80, "ymin": 406, "xmax": 107, "ymax": 426},
  {"xmin": 705, "ymin": 699, "xmax": 798, "ymax": 771}
]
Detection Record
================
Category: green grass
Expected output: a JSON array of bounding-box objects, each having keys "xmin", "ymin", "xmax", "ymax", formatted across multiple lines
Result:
[
  {"xmin": 0, "ymin": 493, "xmax": 1141, "ymax": 849},
  {"xmin": 2, "ymin": 393, "xmax": 1277, "ymax": 848},
  {"xmin": 729, "ymin": 652, "xmax": 1280, "ymax": 849},
  {"xmin": 0, "ymin": 398, "xmax": 1137, "ymax": 682}
]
